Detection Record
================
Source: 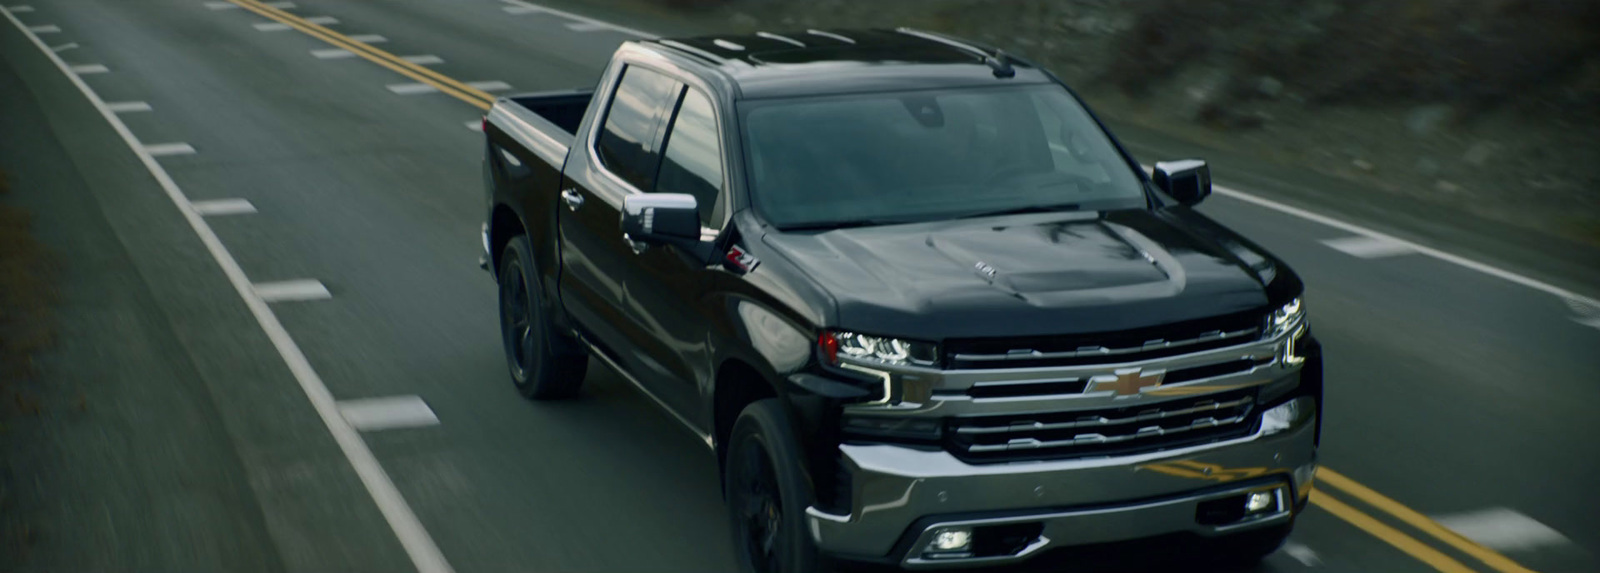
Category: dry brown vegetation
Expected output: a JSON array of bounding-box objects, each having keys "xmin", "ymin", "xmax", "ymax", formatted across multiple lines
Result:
[{"xmin": 0, "ymin": 170, "xmax": 56, "ymax": 405}]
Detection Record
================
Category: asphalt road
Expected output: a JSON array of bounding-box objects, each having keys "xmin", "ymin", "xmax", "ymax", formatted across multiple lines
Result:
[{"xmin": 1, "ymin": 0, "xmax": 1596, "ymax": 571}]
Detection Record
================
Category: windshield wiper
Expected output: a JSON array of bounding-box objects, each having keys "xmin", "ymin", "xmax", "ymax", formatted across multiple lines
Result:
[{"xmin": 954, "ymin": 203, "xmax": 1082, "ymax": 220}]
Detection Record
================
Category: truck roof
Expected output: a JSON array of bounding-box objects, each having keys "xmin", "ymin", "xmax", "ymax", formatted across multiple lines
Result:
[{"xmin": 641, "ymin": 28, "xmax": 1054, "ymax": 99}]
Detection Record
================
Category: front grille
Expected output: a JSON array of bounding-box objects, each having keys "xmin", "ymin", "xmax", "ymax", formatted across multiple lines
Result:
[
  {"xmin": 944, "ymin": 311, "xmax": 1264, "ymax": 370},
  {"xmin": 946, "ymin": 389, "xmax": 1259, "ymax": 463},
  {"xmin": 959, "ymin": 358, "xmax": 1260, "ymax": 399}
]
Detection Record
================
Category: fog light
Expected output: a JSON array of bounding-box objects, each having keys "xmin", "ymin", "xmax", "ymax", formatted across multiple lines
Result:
[
  {"xmin": 930, "ymin": 527, "xmax": 973, "ymax": 552},
  {"xmin": 1246, "ymin": 491, "xmax": 1276, "ymax": 514}
]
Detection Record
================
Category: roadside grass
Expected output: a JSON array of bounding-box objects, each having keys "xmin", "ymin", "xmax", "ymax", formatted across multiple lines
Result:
[{"xmin": 0, "ymin": 169, "xmax": 56, "ymax": 413}]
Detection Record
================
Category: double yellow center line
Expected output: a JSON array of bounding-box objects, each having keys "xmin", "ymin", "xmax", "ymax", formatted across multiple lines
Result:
[
  {"xmin": 216, "ymin": 3, "xmax": 1546, "ymax": 571},
  {"xmin": 226, "ymin": 0, "xmax": 495, "ymax": 110},
  {"xmin": 1313, "ymin": 467, "xmax": 1536, "ymax": 572}
]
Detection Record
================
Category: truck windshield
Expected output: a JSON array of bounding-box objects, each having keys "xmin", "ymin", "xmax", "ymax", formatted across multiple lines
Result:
[{"xmin": 740, "ymin": 85, "xmax": 1148, "ymax": 229}]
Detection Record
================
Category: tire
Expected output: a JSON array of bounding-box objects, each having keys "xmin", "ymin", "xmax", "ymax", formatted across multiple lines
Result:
[
  {"xmin": 497, "ymin": 235, "xmax": 588, "ymax": 400},
  {"xmin": 725, "ymin": 399, "xmax": 824, "ymax": 573}
]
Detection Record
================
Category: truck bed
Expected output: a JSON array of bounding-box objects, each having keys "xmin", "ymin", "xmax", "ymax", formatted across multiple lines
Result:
[{"xmin": 506, "ymin": 90, "xmax": 592, "ymax": 136}]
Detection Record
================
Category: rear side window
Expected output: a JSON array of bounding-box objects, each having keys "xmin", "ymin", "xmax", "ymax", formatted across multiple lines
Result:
[
  {"xmin": 656, "ymin": 88, "xmax": 724, "ymax": 224},
  {"xmin": 597, "ymin": 65, "xmax": 681, "ymax": 191}
]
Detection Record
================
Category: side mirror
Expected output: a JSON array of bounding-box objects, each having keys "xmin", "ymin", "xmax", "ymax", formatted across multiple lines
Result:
[
  {"xmin": 1152, "ymin": 159, "xmax": 1211, "ymax": 206},
  {"xmin": 621, "ymin": 193, "xmax": 703, "ymax": 249}
]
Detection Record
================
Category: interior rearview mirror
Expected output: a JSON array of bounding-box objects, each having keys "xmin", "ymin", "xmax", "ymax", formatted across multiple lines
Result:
[{"xmin": 1152, "ymin": 159, "xmax": 1211, "ymax": 206}]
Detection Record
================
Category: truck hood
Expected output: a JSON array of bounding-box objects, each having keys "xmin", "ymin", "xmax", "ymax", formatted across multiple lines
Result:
[{"xmin": 760, "ymin": 209, "xmax": 1278, "ymax": 339}]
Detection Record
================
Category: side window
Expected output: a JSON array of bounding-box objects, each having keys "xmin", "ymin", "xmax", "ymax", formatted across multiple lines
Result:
[
  {"xmin": 596, "ymin": 65, "xmax": 681, "ymax": 191},
  {"xmin": 656, "ymin": 88, "xmax": 725, "ymax": 224}
]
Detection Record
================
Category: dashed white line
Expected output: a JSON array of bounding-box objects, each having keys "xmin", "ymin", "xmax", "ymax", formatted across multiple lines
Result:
[
  {"xmin": 339, "ymin": 396, "xmax": 440, "ymax": 432},
  {"xmin": 387, "ymin": 82, "xmax": 439, "ymax": 95},
  {"xmin": 7, "ymin": 4, "xmax": 34, "ymax": 12},
  {"xmin": 105, "ymin": 101, "xmax": 152, "ymax": 113},
  {"xmin": 1321, "ymin": 235, "xmax": 1417, "ymax": 259},
  {"xmin": 1434, "ymin": 508, "xmax": 1570, "ymax": 552},
  {"xmin": 466, "ymin": 80, "xmax": 511, "ymax": 92},
  {"xmin": 27, "ymin": 24, "xmax": 57, "ymax": 33},
  {"xmin": 190, "ymin": 198, "xmax": 257, "ymax": 216},
  {"xmin": 203, "ymin": 1, "xmax": 239, "ymax": 10},
  {"xmin": 69, "ymin": 63, "xmax": 108, "ymax": 74},
  {"xmin": 253, "ymin": 279, "xmax": 332, "ymax": 303},
  {"xmin": 465, "ymin": 119, "xmax": 483, "ymax": 132},
  {"xmin": 346, "ymin": 33, "xmax": 387, "ymax": 43},
  {"xmin": 49, "ymin": 42, "xmax": 76, "ymax": 52},
  {"xmin": 311, "ymin": 48, "xmax": 356, "ymax": 59},
  {"xmin": 501, "ymin": 5, "xmax": 542, "ymax": 14},
  {"xmin": 301, "ymin": 15, "xmax": 337, "ymax": 25},
  {"xmin": 563, "ymin": 21, "xmax": 609, "ymax": 32},
  {"xmin": 400, "ymin": 54, "xmax": 444, "ymax": 65},
  {"xmin": 1281, "ymin": 542, "xmax": 1322, "ymax": 567},
  {"xmin": 142, "ymin": 142, "xmax": 197, "ymax": 157},
  {"xmin": 497, "ymin": 0, "xmax": 652, "ymax": 38},
  {"xmin": 252, "ymin": 22, "xmax": 290, "ymax": 31},
  {"xmin": 1, "ymin": 10, "xmax": 454, "ymax": 573}
]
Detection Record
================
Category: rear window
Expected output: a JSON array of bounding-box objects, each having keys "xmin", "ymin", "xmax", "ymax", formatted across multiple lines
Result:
[{"xmin": 596, "ymin": 65, "xmax": 680, "ymax": 191}]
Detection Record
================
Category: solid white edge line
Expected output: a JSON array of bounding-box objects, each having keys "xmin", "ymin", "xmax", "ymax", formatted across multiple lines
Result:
[
  {"xmin": 0, "ymin": 7, "xmax": 455, "ymax": 573},
  {"xmin": 498, "ymin": 0, "xmax": 654, "ymax": 38},
  {"xmin": 1320, "ymin": 235, "xmax": 1417, "ymax": 259},
  {"xmin": 1213, "ymin": 184, "xmax": 1600, "ymax": 307}
]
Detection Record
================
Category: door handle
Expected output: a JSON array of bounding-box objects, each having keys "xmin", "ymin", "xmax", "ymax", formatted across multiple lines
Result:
[{"xmin": 561, "ymin": 188, "xmax": 584, "ymax": 211}]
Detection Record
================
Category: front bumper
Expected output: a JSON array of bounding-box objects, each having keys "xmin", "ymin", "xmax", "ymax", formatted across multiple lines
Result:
[{"xmin": 806, "ymin": 408, "xmax": 1317, "ymax": 568}]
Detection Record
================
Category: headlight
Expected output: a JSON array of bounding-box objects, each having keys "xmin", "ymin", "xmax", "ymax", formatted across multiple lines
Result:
[
  {"xmin": 819, "ymin": 331, "xmax": 938, "ymax": 367},
  {"xmin": 1267, "ymin": 297, "xmax": 1304, "ymax": 338},
  {"xmin": 1261, "ymin": 395, "xmax": 1315, "ymax": 435}
]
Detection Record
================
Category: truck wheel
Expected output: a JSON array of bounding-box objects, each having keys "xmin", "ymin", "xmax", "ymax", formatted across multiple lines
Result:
[
  {"xmin": 725, "ymin": 399, "xmax": 823, "ymax": 573},
  {"xmin": 498, "ymin": 235, "xmax": 588, "ymax": 400}
]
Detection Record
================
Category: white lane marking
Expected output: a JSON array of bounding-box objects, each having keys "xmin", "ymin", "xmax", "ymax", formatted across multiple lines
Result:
[
  {"xmin": 563, "ymin": 21, "xmax": 609, "ymax": 32},
  {"xmin": 253, "ymin": 279, "xmax": 331, "ymax": 303},
  {"xmin": 27, "ymin": 24, "xmax": 57, "ymax": 33},
  {"xmin": 49, "ymin": 42, "xmax": 76, "ymax": 52},
  {"xmin": 253, "ymin": 22, "xmax": 290, "ymax": 31},
  {"xmin": 105, "ymin": 101, "xmax": 152, "ymax": 113},
  {"xmin": 465, "ymin": 80, "xmax": 511, "ymax": 92},
  {"xmin": 8, "ymin": 4, "xmax": 34, "ymax": 12},
  {"xmin": 1281, "ymin": 542, "xmax": 1322, "ymax": 567},
  {"xmin": 501, "ymin": 4, "xmax": 542, "ymax": 14},
  {"xmin": 1215, "ymin": 183, "xmax": 1600, "ymax": 307},
  {"xmin": 190, "ymin": 198, "xmax": 257, "ymax": 216},
  {"xmin": 0, "ymin": 10, "xmax": 455, "ymax": 573},
  {"xmin": 301, "ymin": 15, "xmax": 337, "ymax": 25},
  {"xmin": 1565, "ymin": 298, "xmax": 1600, "ymax": 330},
  {"xmin": 400, "ymin": 54, "xmax": 443, "ymax": 65},
  {"xmin": 1321, "ymin": 235, "xmax": 1417, "ymax": 259},
  {"xmin": 69, "ymin": 63, "xmax": 108, "ymax": 74},
  {"xmin": 339, "ymin": 396, "xmax": 440, "ymax": 432},
  {"xmin": 262, "ymin": 1, "xmax": 295, "ymax": 8},
  {"xmin": 465, "ymin": 119, "xmax": 482, "ymax": 132},
  {"xmin": 311, "ymin": 48, "xmax": 355, "ymax": 59},
  {"xmin": 347, "ymin": 33, "xmax": 387, "ymax": 43},
  {"xmin": 203, "ymin": 1, "xmax": 239, "ymax": 9},
  {"xmin": 498, "ymin": 0, "xmax": 653, "ymax": 38},
  {"xmin": 1434, "ymin": 508, "xmax": 1570, "ymax": 552},
  {"xmin": 387, "ymin": 82, "xmax": 438, "ymax": 95},
  {"xmin": 142, "ymin": 142, "xmax": 196, "ymax": 157}
]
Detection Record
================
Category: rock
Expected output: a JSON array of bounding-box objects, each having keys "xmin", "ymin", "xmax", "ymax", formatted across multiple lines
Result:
[
  {"xmin": 1352, "ymin": 159, "xmax": 1375, "ymax": 171},
  {"xmin": 1463, "ymin": 142, "xmax": 1495, "ymax": 165},
  {"xmin": 1405, "ymin": 104, "xmax": 1454, "ymax": 136},
  {"xmin": 1414, "ymin": 157, "xmax": 1440, "ymax": 176},
  {"xmin": 1257, "ymin": 76, "xmax": 1284, "ymax": 98},
  {"xmin": 1435, "ymin": 180, "xmax": 1462, "ymax": 193}
]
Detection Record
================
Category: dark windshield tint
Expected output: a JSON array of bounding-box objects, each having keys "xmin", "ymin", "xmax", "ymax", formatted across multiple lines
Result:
[
  {"xmin": 597, "ymin": 65, "xmax": 680, "ymax": 191},
  {"xmin": 741, "ymin": 85, "xmax": 1146, "ymax": 228}
]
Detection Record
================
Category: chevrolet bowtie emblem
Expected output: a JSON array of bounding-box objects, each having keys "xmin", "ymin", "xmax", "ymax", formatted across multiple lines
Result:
[{"xmin": 1088, "ymin": 367, "xmax": 1166, "ymax": 397}]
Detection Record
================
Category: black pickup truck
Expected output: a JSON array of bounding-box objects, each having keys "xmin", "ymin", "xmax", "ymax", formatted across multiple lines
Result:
[{"xmin": 480, "ymin": 28, "xmax": 1322, "ymax": 572}]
